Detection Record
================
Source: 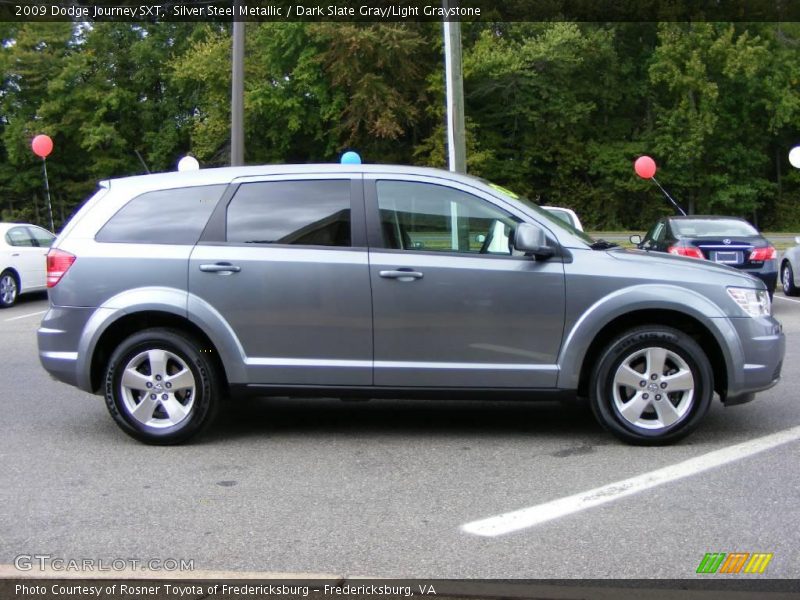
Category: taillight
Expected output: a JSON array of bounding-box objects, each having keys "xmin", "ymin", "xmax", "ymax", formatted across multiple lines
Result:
[
  {"xmin": 750, "ymin": 246, "xmax": 776, "ymax": 261},
  {"xmin": 668, "ymin": 245, "xmax": 704, "ymax": 259},
  {"xmin": 46, "ymin": 249, "xmax": 76, "ymax": 288}
]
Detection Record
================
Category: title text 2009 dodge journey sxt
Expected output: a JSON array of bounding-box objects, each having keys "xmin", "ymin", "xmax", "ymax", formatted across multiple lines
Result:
[{"xmin": 38, "ymin": 165, "xmax": 784, "ymax": 445}]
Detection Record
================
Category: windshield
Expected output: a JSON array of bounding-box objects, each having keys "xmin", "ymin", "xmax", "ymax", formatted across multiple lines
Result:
[
  {"xmin": 485, "ymin": 181, "xmax": 595, "ymax": 245},
  {"xmin": 671, "ymin": 218, "xmax": 759, "ymax": 237}
]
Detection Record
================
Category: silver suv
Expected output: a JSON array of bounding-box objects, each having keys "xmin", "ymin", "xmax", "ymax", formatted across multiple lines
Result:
[{"xmin": 38, "ymin": 165, "xmax": 784, "ymax": 445}]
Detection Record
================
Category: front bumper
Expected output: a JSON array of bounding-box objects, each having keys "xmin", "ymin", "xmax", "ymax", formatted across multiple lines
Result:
[{"xmin": 722, "ymin": 314, "xmax": 784, "ymax": 405}]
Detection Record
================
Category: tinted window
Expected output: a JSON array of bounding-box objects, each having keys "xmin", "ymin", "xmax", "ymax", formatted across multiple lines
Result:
[
  {"xmin": 226, "ymin": 180, "xmax": 351, "ymax": 247},
  {"xmin": 671, "ymin": 218, "xmax": 759, "ymax": 237},
  {"xmin": 5, "ymin": 226, "xmax": 35, "ymax": 247},
  {"xmin": 377, "ymin": 180, "xmax": 520, "ymax": 255},
  {"xmin": 27, "ymin": 226, "xmax": 55, "ymax": 247},
  {"xmin": 96, "ymin": 185, "xmax": 225, "ymax": 244}
]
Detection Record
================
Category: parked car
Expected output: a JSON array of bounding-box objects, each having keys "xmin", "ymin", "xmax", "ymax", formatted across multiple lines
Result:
[
  {"xmin": 0, "ymin": 222, "xmax": 55, "ymax": 308},
  {"xmin": 38, "ymin": 166, "xmax": 784, "ymax": 446},
  {"xmin": 542, "ymin": 206, "xmax": 584, "ymax": 231},
  {"xmin": 631, "ymin": 216, "xmax": 778, "ymax": 299},
  {"xmin": 779, "ymin": 236, "xmax": 800, "ymax": 296}
]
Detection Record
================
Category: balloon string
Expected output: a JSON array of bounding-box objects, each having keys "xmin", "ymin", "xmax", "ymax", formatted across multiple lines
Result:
[
  {"xmin": 651, "ymin": 176, "xmax": 687, "ymax": 216},
  {"xmin": 42, "ymin": 158, "xmax": 55, "ymax": 232}
]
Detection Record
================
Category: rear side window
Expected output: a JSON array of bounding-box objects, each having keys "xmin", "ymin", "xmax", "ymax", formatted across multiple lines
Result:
[
  {"xmin": 226, "ymin": 180, "xmax": 351, "ymax": 247},
  {"xmin": 96, "ymin": 185, "xmax": 226, "ymax": 244},
  {"xmin": 5, "ymin": 226, "xmax": 35, "ymax": 247}
]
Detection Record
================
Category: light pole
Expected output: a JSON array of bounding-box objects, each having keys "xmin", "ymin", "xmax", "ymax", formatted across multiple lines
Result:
[
  {"xmin": 231, "ymin": 0, "xmax": 245, "ymax": 166},
  {"xmin": 443, "ymin": 1, "xmax": 466, "ymax": 174}
]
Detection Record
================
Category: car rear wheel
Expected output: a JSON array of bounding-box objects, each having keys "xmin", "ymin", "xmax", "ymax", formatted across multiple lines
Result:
[
  {"xmin": 104, "ymin": 328, "xmax": 220, "ymax": 444},
  {"xmin": 590, "ymin": 326, "xmax": 713, "ymax": 445},
  {"xmin": 782, "ymin": 261, "xmax": 799, "ymax": 296},
  {"xmin": 0, "ymin": 270, "xmax": 19, "ymax": 308}
]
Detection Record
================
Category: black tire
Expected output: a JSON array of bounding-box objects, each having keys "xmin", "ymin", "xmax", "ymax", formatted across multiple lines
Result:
[
  {"xmin": 782, "ymin": 261, "xmax": 799, "ymax": 297},
  {"xmin": 0, "ymin": 270, "xmax": 19, "ymax": 308},
  {"xmin": 104, "ymin": 328, "xmax": 220, "ymax": 444},
  {"xmin": 590, "ymin": 326, "xmax": 713, "ymax": 445}
]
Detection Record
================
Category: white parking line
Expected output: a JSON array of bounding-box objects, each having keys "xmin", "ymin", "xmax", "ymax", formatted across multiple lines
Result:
[
  {"xmin": 4, "ymin": 310, "xmax": 47, "ymax": 322},
  {"xmin": 462, "ymin": 425, "xmax": 800, "ymax": 537},
  {"xmin": 775, "ymin": 295, "xmax": 800, "ymax": 304}
]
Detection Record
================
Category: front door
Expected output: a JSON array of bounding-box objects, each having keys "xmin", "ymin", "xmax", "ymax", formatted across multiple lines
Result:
[{"xmin": 367, "ymin": 177, "xmax": 566, "ymax": 389}]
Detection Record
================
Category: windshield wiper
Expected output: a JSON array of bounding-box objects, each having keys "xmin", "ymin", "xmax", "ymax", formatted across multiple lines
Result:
[{"xmin": 590, "ymin": 239, "xmax": 619, "ymax": 250}]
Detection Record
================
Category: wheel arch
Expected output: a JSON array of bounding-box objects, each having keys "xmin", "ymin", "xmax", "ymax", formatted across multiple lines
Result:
[
  {"xmin": 574, "ymin": 309, "xmax": 728, "ymax": 400},
  {"xmin": 0, "ymin": 267, "xmax": 21, "ymax": 287},
  {"xmin": 89, "ymin": 311, "xmax": 227, "ymax": 394}
]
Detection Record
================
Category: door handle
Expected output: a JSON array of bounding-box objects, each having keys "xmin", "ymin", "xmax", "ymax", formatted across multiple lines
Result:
[
  {"xmin": 199, "ymin": 262, "xmax": 241, "ymax": 273},
  {"xmin": 379, "ymin": 269, "xmax": 423, "ymax": 281},
  {"xmin": 11, "ymin": 253, "xmax": 19, "ymax": 257}
]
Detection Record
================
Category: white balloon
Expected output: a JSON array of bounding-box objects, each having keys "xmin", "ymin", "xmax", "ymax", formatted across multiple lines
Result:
[
  {"xmin": 177, "ymin": 155, "xmax": 200, "ymax": 172},
  {"xmin": 789, "ymin": 146, "xmax": 800, "ymax": 169}
]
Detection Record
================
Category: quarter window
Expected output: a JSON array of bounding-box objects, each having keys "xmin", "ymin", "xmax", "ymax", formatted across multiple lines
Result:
[
  {"xmin": 226, "ymin": 180, "xmax": 351, "ymax": 247},
  {"xmin": 96, "ymin": 185, "xmax": 225, "ymax": 244},
  {"xmin": 376, "ymin": 180, "xmax": 520, "ymax": 255},
  {"xmin": 27, "ymin": 226, "xmax": 55, "ymax": 247}
]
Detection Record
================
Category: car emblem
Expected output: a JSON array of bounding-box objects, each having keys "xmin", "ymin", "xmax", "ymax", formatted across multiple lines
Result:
[{"xmin": 723, "ymin": 239, "xmax": 731, "ymax": 245}]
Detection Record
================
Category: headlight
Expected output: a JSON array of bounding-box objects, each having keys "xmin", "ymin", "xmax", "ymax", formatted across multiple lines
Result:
[{"xmin": 727, "ymin": 287, "xmax": 771, "ymax": 317}]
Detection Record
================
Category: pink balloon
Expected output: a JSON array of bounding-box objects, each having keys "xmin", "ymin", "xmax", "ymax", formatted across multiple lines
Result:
[
  {"xmin": 634, "ymin": 155, "xmax": 656, "ymax": 179},
  {"xmin": 31, "ymin": 134, "xmax": 53, "ymax": 158}
]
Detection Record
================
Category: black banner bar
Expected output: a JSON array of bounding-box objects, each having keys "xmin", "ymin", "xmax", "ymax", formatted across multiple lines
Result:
[
  {"xmin": 3, "ymin": 0, "xmax": 800, "ymax": 22},
  {"xmin": 2, "ymin": 578, "xmax": 800, "ymax": 599}
]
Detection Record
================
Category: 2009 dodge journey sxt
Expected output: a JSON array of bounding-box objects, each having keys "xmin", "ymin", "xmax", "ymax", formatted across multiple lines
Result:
[{"xmin": 38, "ymin": 164, "xmax": 785, "ymax": 445}]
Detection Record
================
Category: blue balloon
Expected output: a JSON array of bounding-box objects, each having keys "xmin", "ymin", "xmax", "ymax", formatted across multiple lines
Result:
[{"xmin": 340, "ymin": 151, "xmax": 362, "ymax": 165}]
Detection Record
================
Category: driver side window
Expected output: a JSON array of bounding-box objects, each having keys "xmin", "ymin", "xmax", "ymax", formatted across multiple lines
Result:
[{"xmin": 376, "ymin": 180, "xmax": 520, "ymax": 255}]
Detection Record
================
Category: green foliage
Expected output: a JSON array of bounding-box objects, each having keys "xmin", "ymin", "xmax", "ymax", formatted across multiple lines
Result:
[{"xmin": 1, "ymin": 22, "xmax": 800, "ymax": 232}]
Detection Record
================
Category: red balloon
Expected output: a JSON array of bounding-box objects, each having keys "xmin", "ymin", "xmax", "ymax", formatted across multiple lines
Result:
[
  {"xmin": 634, "ymin": 155, "xmax": 656, "ymax": 179},
  {"xmin": 31, "ymin": 134, "xmax": 53, "ymax": 158}
]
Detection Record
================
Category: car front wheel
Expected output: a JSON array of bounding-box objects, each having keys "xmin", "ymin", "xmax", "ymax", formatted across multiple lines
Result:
[
  {"xmin": 104, "ymin": 328, "xmax": 220, "ymax": 444},
  {"xmin": 590, "ymin": 326, "xmax": 713, "ymax": 445},
  {"xmin": 782, "ymin": 262, "xmax": 799, "ymax": 296},
  {"xmin": 0, "ymin": 270, "xmax": 19, "ymax": 308}
]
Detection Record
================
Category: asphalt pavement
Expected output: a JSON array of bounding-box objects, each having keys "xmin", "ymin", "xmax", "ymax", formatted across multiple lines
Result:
[{"xmin": 0, "ymin": 291, "xmax": 798, "ymax": 580}]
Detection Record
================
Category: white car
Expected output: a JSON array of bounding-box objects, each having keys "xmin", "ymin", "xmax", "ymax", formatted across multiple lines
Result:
[
  {"xmin": 0, "ymin": 223, "xmax": 55, "ymax": 308},
  {"xmin": 542, "ymin": 206, "xmax": 584, "ymax": 231}
]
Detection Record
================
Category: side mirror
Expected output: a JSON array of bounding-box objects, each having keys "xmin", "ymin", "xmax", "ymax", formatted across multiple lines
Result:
[
  {"xmin": 629, "ymin": 234, "xmax": 642, "ymax": 245},
  {"xmin": 514, "ymin": 223, "xmax": 554, "ymax": 258},
  {"xmin": 795, "ymin": 236, "xmax": 800, "ymax": 245}
]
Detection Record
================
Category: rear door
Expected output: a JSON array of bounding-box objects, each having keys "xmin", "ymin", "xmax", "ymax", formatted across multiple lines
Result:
[
  {"xmin": 188, "ymin": 174, "xmax": 372, "ymax": 386},
  {"xmin": 366, "ymin": 175, "xmax": 566, "ymax": 388}
]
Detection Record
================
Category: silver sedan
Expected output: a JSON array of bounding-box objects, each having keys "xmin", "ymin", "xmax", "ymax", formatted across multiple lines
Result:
[{"xmin": 780, "ymin": 236, "xmax": 800, "ymax": 296}]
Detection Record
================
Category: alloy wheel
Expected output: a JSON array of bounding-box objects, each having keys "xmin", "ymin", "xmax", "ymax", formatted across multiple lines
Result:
[
  {"xmin": 0, "ymin": 274, "xmax": 17, "ymax": 306},
  {"xmin": 119, "ymin": 348, "xmax": 196, "ymax": 428},
  {"xmin": 611, "ymin": 346, "xmax": 695, "ymax": 430}
]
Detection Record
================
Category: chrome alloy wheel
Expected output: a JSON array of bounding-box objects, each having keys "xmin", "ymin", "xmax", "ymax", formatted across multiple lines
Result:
[
  {"xmin": 119, "ymin": 349, "xmax": 196, "ymax": 428},
  {"xmin": 0, "ymin": 273, "xmax": 18, "ymax": 306},
  {"xmin": 611, "ymin": 346, "xmax": 694, "ymax": 430},
  {"xmin": 783, "ymin": 264, "xmax": 793, "ymax": 295}
]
